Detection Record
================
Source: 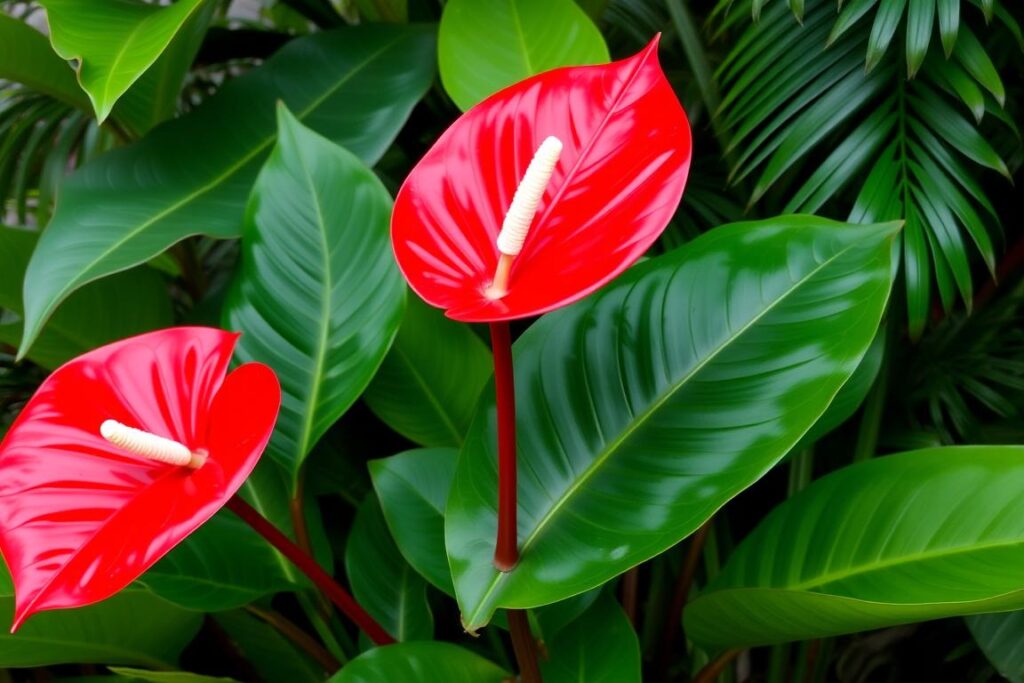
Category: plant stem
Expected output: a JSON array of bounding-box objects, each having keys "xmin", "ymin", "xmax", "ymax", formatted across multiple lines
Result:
[
  {"xmin": 620, "ymin": 566, "xmax": 640, "ymax": 626},
  {"xmin": 657, "ymin": 520, "xmax": 712, "ymax": 679},
  {"xmin": 246, "ymin": 605, "xmax": 341, "ymax": 673},
  {"xmin": 507, "ymin": 609, "xmax": 543, "ymax": 683},
  {"xmin": 226, "ymin": 496, "xmax": 394, "ymax": 646},
  {"xmin": 693, "ymin": 648, "xmax": 742, "ymax": 683},
  {"xmin": 490, "ymin": 321, "xmax": 519, "ymax": 572}
]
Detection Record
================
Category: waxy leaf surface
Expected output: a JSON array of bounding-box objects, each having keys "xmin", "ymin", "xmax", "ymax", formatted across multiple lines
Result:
[
  {"xmin": 20, "ymin": 25, "xmax": 435, "ymax": 358},
  {"xmin": 330, "ymin": 642, "xmax": 510, "ymax": 683},
  {"xmin": 446, "ymin": 216, "xmax": 898, "ymax": 628},
  {"xmin": 0, "ymin": 328, "xmax": 280, "ymax": 627},
  {"xmin": 392, "ymin": 38, "xmax": 691, "ymax": 322},
  {"xmin": 686, "ymin": 446, "xmax": 1024, "ymax": 648}
]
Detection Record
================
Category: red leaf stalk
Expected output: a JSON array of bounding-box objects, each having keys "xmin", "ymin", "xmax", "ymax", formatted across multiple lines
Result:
[
  {"xmin": 490, "ymin": 321, "xmax": 519, "ymax": 572},
  {"xmin": 226, "ymin": 496, "xmax": 394, "ymax": 645}
]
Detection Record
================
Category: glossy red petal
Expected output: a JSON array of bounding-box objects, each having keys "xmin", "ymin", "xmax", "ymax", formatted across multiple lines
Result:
[
  {"xmin": 0, "ymin": 328, "xmax": 280, "ymax": 628},
  {"xmin": 392, "ymin": 36, "xmax": 691, "ymax": 321}
]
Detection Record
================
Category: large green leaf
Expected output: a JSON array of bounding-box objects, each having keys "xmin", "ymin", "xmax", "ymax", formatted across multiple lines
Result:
[
  {"xmin": 364, "ymin": 296, "xmax": 492, "ymax": 448},
  {"xmin": 370, "ymin": 448, "xmax": 459, "ymax": 594},
  {"xmin": 686, "ymin": 446, "xmax": 1024, "ymax": 648},
  {"xmin": 223, "ymin": 105, "xmax": 404, "ymax": 479},
  {"xmin": 968, "ymin": 610, "xmax": 1024, "ymax": 683},
  {"xmin": 19, "ymin": 24, "xmax": 435, "ymax": 360},
  {"xmin": 446, "ymin": 216, "xmax": 898, "ymax": 629},
  {"xmin": 345, "ymin": 496, "xmax": 433, "ymax": 641},
  {"xmin": 438, "ymin": 0, "xmax": 609, "ymax": 111},
  {"xmin": 109, "ymin": 669, "xmax": 235, "ymax": 683},
  {"xmin": 329, "ymin": 642, "xmax": 509, "ymax": 683},
  {"xmin": 541, "ymin": 593, "xmax": 640, "ymax": 683},
  {"xmin": 0, "ymin": 226, "xmax": 172, "ymax": 369},
  {"xmin": 140, "ymin": 511, "xmax": 295, "ymax": 611},
  {"xmin": 0, "ymin": 14, "xmax": 89, "ymax": 110},
  {"xmin": 39, "ymin": 0, "xmax": 210, "ymax": 123},
  {"xmin": 0, "ymin": 567, "xmax": 200, "ymax": 668}
]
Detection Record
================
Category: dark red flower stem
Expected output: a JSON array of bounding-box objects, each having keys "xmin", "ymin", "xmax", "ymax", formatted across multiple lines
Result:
[
  {"xmin": 490, "ymin": 321, "xmax": 519, "ymax": 572},
  {"xmin": 508, "ymin": 609, "xmax": 542, "ymax": 683},
  {"xmin": 226, "ymin": 496, "xmax": 394, "ymax": 646}
]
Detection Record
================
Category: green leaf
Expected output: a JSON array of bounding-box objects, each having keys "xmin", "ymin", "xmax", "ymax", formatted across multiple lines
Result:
[
  {"xmin": 0, "ymin": 14, "xmax": 90, "ymax": 110},
  {"xmin": 109, "ymin": 669, "xmax": 236, "ymax": 683},
  {"xmin": 438, "ymin": 0, "xmax": 609, "ymax": 111},
  {"xmin": 0, "ymin": 226, "xmax": 171, "ymax": 369},
  {"xmin": 937, "ymin": 0, "xmax": 959, "ymax": 55},
  {"xmin": 140, "ymin": 511, "xmax": 296, "ymax": 611},
  {"xmin": 828, "ymin": 0, "xmax": 879, "ymax": 45},
  {"xmin": 39, "ymin": 0, "xmax": 210, "ymax": 123},
  {"xmin": 364, "ymin": 296, "xmax": 492, "ymax": 448},
  {"xmin": 686, "ymin": 446, "xmax": 1024, "ymax": 648},
  {"xmin": 953, "ymin": 26, "xmax": 1005, "ymax": 106},
  {"xmin": 346, "ymin": 496, "xmax": 433, "ymax": 641},
  {"xmin": 19, "ymin": 24, "xmax": 435, "ymax": 360},
  {"xmin": 866, "ymin": 0, "xmax": 907, "ymax": 71},
  {"xmin": 447, "ymin": 216, "xmax": 899, "ymax": 629},
  {"xmin": 213, "ymin": 610, "xmax": 327, "ymax": 683},
  {"xmin": 370, "ymin": 448, "xmax": 458, "ymax": 595},
  {"xmin": 223, "ymin": 105, "xmax": 404, "ymax": 480},
  {"xmin": 329, "ymin": 642, "xmax": 510, "ymax": 683},
  {"xmin": 0, "ymin": 566, "xmax": 200, "ymax": 668},
  {"xmin": 540, "ymin": 593, "xmax": 640, "ymax": 682},
  {"xmin": 967, "ymin": 611, "xmax": 1024, "ymax": 683},
  {"xmin": 905, "ymin": 0, "xmax": 934, "ymax": 77}
]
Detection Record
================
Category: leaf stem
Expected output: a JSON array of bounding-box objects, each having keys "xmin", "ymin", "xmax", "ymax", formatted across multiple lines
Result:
[
  {"xmin": 508, "ymin": 609, "xmax": 543, "ymax": 683},
  {"xmin": 245, "ymin": 605, "xmax": 341, "ymax": 673},
  {"xmin": 693, "ymin": 648, "xmax": 743, "ymax": 683},
  {"xmin": 490, "ymin": 321, "xmax": 519, "ymax": 572},
  {"xmin": 226, "ymin": 495, "xmax": 394, "ymax": 645},
  {"xmin": 620, "ymin": 566, "xmax": 640, "ymax": 626},
  {"xmin": 656, "ymin": 520, "xmax": 712, "ymax": 679}
]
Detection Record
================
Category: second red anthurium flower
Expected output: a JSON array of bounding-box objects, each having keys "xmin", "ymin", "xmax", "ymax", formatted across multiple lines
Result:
[
  {"xmin": 392, "ymin": 36, "xmax": 692, "ymax": 321},
  {"xmin": 0, "ymin": 327, "xmax": 280, "ymax": 629}
]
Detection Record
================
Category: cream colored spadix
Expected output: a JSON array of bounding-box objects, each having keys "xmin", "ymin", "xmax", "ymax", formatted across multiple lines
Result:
[
  {"xmin": 486, "ymin": 136, "xmax": 563, "ymax": 299},
  {"xmin": 100, "ymin": 419, "xmax": 207, "ymax": 468}
]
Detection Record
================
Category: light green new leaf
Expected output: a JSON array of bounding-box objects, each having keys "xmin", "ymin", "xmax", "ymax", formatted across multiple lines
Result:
[
  {"xmin": 0, "ymin": 226, "xmax": 171, "ymax": 369},
  {"xmin": 0, "ymin": 567, "xmax": 200, "ymax": 668},
  {"xmin": 0, "ymin": 14, "xmax": 89, "ymax": 110},
  {"xmin": 541, "ymin": 593, "xmax": 641, "ymax": 683},
  {"xmin": 223, "ymin": 105, "xmax": 404, "ymax": 480},
  {"xmin": 439, "ymin": 0, "xmax": 609, "ymax": 111},
  {"xmin": 968, "ymin": 610, "xmax": 1024, "ymax": 683},
  {"xmin": 686, "ymin": 446, "xmax": 1024, "ymax": 648},
  {"xmin": 19, "ymin": 24, "xmax": 435, "ymax": 360},
  {"xmin": 364, "ymin": 296, "xmax": 492, "ymax": 448},
  {"xmin": 40, "ymin": 0, "xmax": 209, "ymax": 123},
  {"xmin": 329, "ymin": 642, "xmax": 509, "ymax": 683},
  {"xmin": 447, "ymin": 216, "xmax": 899, "ymax": 629},
  {"xmin": 346, "ymin": 496, "xmax": 433, "ymax": 641}
]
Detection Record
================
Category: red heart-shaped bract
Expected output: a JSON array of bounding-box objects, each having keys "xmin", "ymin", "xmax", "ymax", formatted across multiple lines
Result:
[
  {"xmin": 392, "ymin": 36, "xmax": 691, "ymax": 322},
  {"xmin": 0, "ymin": 327, "xmax": 280, "ymax": 629}
]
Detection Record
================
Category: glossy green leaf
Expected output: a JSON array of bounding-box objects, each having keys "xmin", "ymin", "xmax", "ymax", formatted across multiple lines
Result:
[
  {"xmin": 953, "ymin": 26, "xmax": 1005, "ymax": 106},
  {"xmin": 140, "ymin": 511, "xmax": 295, "ymax": 611},
  {"xmin": 0, "ymin": 14, "xmax": 89, "ymax": 110},
  {"xmin": 541, "ymin": 593, "xmax": 640, "ymax": 682},
  {"xmin": 967, "ymin": 611, "xmax": 1024, "ymax": 683},
  {"xmin": 346, "ymin": 496, "xmax": 433, "ymax": 642},
  {"xmin": 905, "ymin": 0, "xmax": 934, "ymax": 77},
  {"xmin": 438, "ymin": 0, "xmax": 609, "ymax": 111},
  {"xmin": 0, "ymin": 566, "xmax": 200, "ymax": 668},
  {"xmin": 0, "ymin": 226, "xmax": 171, "ymax": 369},
  {"xmin": 937, "ymin": 0, "xmax": 959, "ymax": 55},
  {"xmin": 19, "ymin": 24, "xmax": 435, "ymax": 360},
  {"xmin": 39, "ymin": 0, "xmax": 209, "ymax": 123},
  {"xmin": 364, "ymin": 296, "xmax": 492, "ymax": 448},
  {"xmin": 686, "ymin": 446, "xmax": 1024, "ymax": 647},
  {"xmin": 109, "ymin": 669, "xmax": 235, "ymax": 683},
  {"xmin": 370, "ymin": 448, "xmax": 458, "ymax": 594},
  {"xmin": 828, "ymin": 0, "xmax": 878, "ymax": 45},
  {"xmin": 447, "ymin": 216, "xmax": 899, "ymax": 629},
  {"xmin": 223, "ymin": 105, "xmax": 404, "ymax": 480},
  {"xmin": 213, "ymin": 610, "xmax": 326, "ymax": 683},
  {"xmin": 866, "ymin": 0, "xmax": 906, "ymax": 71},
  {"xmin": 329, "ymin": 642, "xmax": 510, "ymax": 683}
]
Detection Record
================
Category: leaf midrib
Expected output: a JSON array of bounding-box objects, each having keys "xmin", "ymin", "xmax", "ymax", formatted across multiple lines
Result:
[
  {"xmin": 464, "ymin": 235, "xmax": 878, "ymax": 625},
  {"xmin": 27, "ymin": 33, "xmax": 405, "ymax": 350}
]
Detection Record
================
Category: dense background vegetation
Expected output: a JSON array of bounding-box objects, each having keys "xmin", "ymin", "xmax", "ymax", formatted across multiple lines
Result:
[{"xmin": 0, "ymin": 0, "xmax": 1022, "ymax": 681}]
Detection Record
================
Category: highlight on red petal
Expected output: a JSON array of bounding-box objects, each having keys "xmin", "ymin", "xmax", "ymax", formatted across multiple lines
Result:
[
  {"xmin": 391, "ymin": 35, "xmax": 692, "ymax": 322},
  {"xmin": 0, "ymin": 327, "xmax": 281, "ymax": 630}
]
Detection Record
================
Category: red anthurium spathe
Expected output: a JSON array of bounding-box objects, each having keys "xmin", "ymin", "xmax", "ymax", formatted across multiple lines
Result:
[
  {"xmin": 0, "ymin": 327, "xmax": 280, "ymax": 629},
  {"xmin": 392, "ymin": 36, "xmax": 692, "ymax": 321}
]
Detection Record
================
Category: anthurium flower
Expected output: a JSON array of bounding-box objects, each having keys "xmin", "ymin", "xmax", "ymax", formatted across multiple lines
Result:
[
  {"xmin": 0, "ymin": 327, "xmax": 280, "ymax": 629},
  {"xmin": 392, "ymin": 36, "xmax": 692, "ymax": 321}
]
